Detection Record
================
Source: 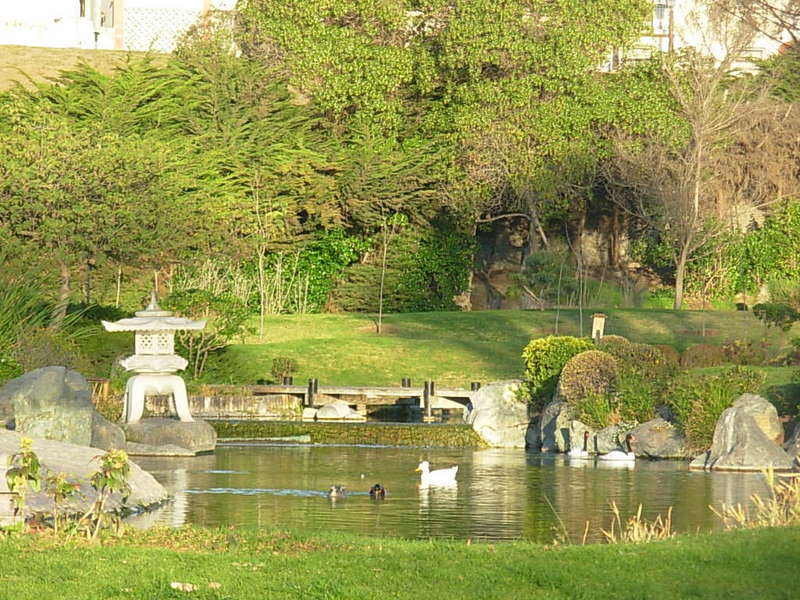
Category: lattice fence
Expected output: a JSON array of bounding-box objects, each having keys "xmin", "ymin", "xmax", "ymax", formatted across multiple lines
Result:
[{"xmin": 123, "ymin": 6, "xmax": 202, "ymax": 52}]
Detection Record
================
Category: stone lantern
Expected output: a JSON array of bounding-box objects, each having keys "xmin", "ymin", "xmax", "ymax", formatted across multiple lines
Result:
[{"xmin": 102, "ymin": 292, "xmax": 205, "ymax": 424}]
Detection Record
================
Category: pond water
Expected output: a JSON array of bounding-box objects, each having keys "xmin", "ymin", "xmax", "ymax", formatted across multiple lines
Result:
[{"xmin": 130, "ymin": 443, "xmax": 768, "ymax": 544}]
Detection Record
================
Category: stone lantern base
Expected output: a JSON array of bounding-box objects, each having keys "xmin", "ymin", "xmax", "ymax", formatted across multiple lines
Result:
[
  {"xmin": 123, "ymin": 418, "xmax": 217, "ymax": 455},
  {"xmin": 124, "ymin": 374, "xmax": 193, "ymax": 424}
]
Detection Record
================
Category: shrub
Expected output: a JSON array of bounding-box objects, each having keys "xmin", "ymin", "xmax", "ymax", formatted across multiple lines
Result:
[
  {"xmin": 559, "ymin": 350, "xmax": 618, "ymax": 405},
  {"xmin": 668, "ymin": 366, "xmax": 766, "ymax": 451},
  {"xmin": 753, "ymin": 302, "xmax": 800, "ymax": 331},
  {"xmin": 654, "ymin": 344, "xmax": 681, "ymax": 366},
  {"xmin": 271, "ymin": 357, "xmax": 298, "ymax": 382},
  {"xmin": 596, "ymin": 335, "xmax": 630, "ymax": 355},
  {"xmin": 615, "ymin": 370, "xmax": 662, "ymax": 424},
  {"xmin": 680, "ymin": 343, "xmax": 726, "ymax": 368},
  {"xmin": 521, "ymin": 336, "xmax": 593, "ymax": 409},
  {"xmin": 574, "ymin": 391, "xmax": 618, "ymax": 430},
  {"xmin": 13, "ymin": 326, "xmax": 90, "ymax": 374},
  {"xmin": 721, "ymin": 339, "xmax": 768, "ymax": 366}
]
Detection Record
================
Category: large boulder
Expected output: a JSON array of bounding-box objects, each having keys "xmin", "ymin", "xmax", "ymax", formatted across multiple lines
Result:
[
  {"xmin": 689, "ymin": 406, "xmax": 793, "ymax": 472},
  {"xmin": 731, "ymin": 394, "xmax": 784, "ymax": 444},
  {"xmin": 91, "ymin": 412, "xmax": 126, "ymax": 451},
  {"xmin": 0, "ymin": 366, "xmax": 94, "ymax": 446},
  {"xmin": 0, "ymin": 429, "xmax": 166, "ymax": 518},
  {"xmin": 567, "ymin": 420, "xmax": 595, "ymax": 453},
  {"xmin": 628, "ymin": 417, "xmax": 689, "ymax": 459},
  {"xmin": 466, "ymin": 381, "xmax": 529, "ymax": 448},
  {"xmin": 123, "ymin": 417, "xmax": 216, "ymax": 454}
]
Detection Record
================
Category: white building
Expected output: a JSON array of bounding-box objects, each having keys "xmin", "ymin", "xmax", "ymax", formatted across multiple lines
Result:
[
  {"xmin": 0, "ymin": 0, "xmax": 236, "ymax": 52},
  {"xmin": 606, "ymin": 1, "xmax": 792, "ymax": 71}
]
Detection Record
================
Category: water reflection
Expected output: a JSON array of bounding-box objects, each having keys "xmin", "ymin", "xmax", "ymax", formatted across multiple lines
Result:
[{"xmin": 130, "ymin": 444, "xmax": 769, "ymax": 544}]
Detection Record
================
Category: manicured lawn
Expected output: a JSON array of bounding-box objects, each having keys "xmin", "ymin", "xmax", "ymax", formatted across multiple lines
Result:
[
  {"xmin": 205, "ymin": 308, "xmax": 796, "ymax": 388},
  {"xmin": 0, "ymin": 526, "xmax": 796, "ymax": 599}
]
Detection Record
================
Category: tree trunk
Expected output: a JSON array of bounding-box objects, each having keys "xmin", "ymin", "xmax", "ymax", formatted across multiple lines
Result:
[
  {"xmin": 673, "ymin": 244, "xmax": 690, "ymax": 310},
  {"xmin": 50, "ymin": 259, "xmax": 71, "ymax": 329}
]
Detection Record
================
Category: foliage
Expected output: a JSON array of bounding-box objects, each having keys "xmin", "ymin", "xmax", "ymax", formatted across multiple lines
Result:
[
  {"xmin": 721, "ymin": 339, "xmax": 770, "ymax": 366},
  {"xmin": 44, "ymin": 472, "xmax": 80, "ymax": 534},
  {"xmin": 521, "ymin": 336, "xmax": 594, "ymax": 408},
  {"xmin": 654, "ymin": 344, "xmax": 681, "ymax": 366},
  {"xmin": 680, "ymin": 343, "xmax": 727, "ymax": 368},
  {"xmin": 510, "ymin": 251, "xmax": 578, "ymax": 308},
  {"xmin": 574, "ymin": 391, "xmax": 618, "ymax": 430},
  {"xmin": 85, "ymin": 449, "xmax": 131, "ymax": 539},
  {"xmin": 559, "ymin": 351, "xmax": 618, "ymax": 406},
  {"xmin": 271, "ymin": 357, "xmax": 298, "ymax": 382},
  {"xmin": 163, "ymin": 289, "xmax": 253, "ymax": 379},
  {"xmin": 12, "ymin": 327, "xmax": 90, "ymax": 375},
  {"xmin": 668, "ymin": 366, "xmax": 766, "ymax": 451},
  {"xmin": 5, "ymin": 437, "xmax": 41, "ymax": 521},
  {"xmin": 752, "ymin": 303, "xmax": 800, "ymax": 331}
]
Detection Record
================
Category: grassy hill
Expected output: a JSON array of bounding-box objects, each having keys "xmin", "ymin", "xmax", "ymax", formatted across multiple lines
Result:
[
  {"xmin": 205, "ymin": 308, "xmax": 797, "ymax": 389},
  {"xmin": 0, "ymin": 45, "xmax": 164, "ymax": 91}
]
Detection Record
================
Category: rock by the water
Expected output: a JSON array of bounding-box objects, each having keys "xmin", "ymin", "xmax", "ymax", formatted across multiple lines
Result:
[
  {"xmin": 125, "ymin": 441, "xmax": 197, "ymax": 457},
  {"xmin": 1, "ymin": 366, "xmax": 94, "ymax": 446},
  {"xmin": 783, "ymin": 420, "xmax": 800, "ymax": 459},
  {"xmin": 730, "ymin": 394, "xmax": 784, "ymax": 445},
  {"xmin": 525, "ymin": 416, "xmax": 541, "ymax": 449},
  {"xmin": 91, "ymin": 412, "xmax": 126, "ymax": 451},
  {"xmin": 302, "ymin": 407, "xmax": 318, "ymax": 421},
  {"xmin": 689, "ymin": 407, "xmax": 793, "ymax": 472},
  {"xmin": 316, "ymin": 400, "xmax": 365, "ymax": 421},
  {"xmin": 567, "ymin": 420, "xmax": 594, "ymax": 453},
  {"xmin": 0, "ymin": 429, "xmax": 166, "ymax": 518},
  {"xmin": 466, "ymin": 381, "xmax": 529, "ymax": 448},
  {"xmin": 123, "ymin": 417, "xmax": 216, "ymax": 454},
  {"xmin": 594, "ymin": 424, "xmax": 628, "ymax": 454},
  {"xmin": 538, "ymin": 393, "xmax": 572, "ymax": 453},
  {"xmin": 628, "ymin": 417, "xmax": 689, "ymax": 459}
]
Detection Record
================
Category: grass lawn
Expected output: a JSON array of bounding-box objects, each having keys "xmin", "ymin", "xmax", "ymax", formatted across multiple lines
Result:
[
  {"xmin": 205, "ymin": 308, "xmax": 797, "ymax": 389},
  {"xmin": 0, "ymin": 526, "xmax": 796, "ymax": 599}
]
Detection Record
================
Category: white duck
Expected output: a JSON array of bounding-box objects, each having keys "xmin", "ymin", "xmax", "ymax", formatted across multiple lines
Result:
[
  {"xmin": 416, "ymin": 460, "xmax": 458, "ymax": 486},
  {"xmin": 568, "ymin": 430, "xmax": 591, "ymax": 460},
  {"xmin": 598, "ymin": 433, "xmax": 636, "ymax": 463}
]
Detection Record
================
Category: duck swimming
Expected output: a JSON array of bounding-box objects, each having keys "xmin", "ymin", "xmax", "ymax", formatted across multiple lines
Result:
[
  {"xmin": 416, "ymin": 460, "xmax": 458, "ymax": 486},
  {"xmin": 328, "ymin": 484, "xmax": 347, "ymax": 499},
  {"xmin": 369, "ymin": 483, "xmax": 386, "ymax": 498}
]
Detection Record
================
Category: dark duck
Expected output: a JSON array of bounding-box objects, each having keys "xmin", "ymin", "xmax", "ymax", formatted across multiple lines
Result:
[{"xmin": 369, "ymin": 483, "xmax": 386, "ymax": 498}]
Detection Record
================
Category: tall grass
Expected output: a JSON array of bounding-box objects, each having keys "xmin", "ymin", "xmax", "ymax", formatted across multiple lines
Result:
[
  {"xmin": 601, "ymin": 502, "xmax": 675, "ymax": 544},
  {"xmin": 711, "ymin": 468, "xmax": 800, "ymax": 529}
]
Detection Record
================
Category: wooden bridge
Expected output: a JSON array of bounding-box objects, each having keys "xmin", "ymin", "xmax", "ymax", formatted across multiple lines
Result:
[{"xmin": 249, "ymin": 382, "xmax": 478, "ymax": 421}]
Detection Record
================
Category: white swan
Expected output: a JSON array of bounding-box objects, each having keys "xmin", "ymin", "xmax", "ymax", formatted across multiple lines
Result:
[
  {"xmin": 416, "ymin": 460, "xmax": 458, "ymax": 486},
  {"xmin": 598, "ymin": 433, "xmax": 636, "ymax": 462},
  {"xmin": 568, "ymin": 430, "xmax": 591, "ymax": 460}
]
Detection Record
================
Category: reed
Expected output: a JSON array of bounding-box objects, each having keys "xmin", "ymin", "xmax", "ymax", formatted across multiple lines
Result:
[
  {"xmin": 601, "ymin": 502, "xmax": 675, "ymax": 544},
  {"xmin": 711, "ymin": 467, "xmax": 800, "ymax": 529}
]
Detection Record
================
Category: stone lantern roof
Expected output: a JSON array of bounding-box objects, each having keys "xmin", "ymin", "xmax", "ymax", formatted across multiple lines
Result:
[
  {"xmin": 102, "ymin": 292, "xmax": 205, "ymax": 374},
  {"xmin": 102, "ymin": 291, "xmax": 205, "ymax": 332}
]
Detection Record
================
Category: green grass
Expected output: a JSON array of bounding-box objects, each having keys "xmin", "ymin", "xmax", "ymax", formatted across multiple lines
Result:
[
  {"xmin": 205, "ymin": 308, "xmax": 797, "ymax": 388},
  {"xmin": 0, "ymin": 526, "xmax": 796, "ymax": 599}
]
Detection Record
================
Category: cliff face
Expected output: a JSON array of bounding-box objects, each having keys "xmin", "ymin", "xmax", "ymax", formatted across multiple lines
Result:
[{"xmin": 468, "ymin": 216, "xmax": 644, "ymax": 311}]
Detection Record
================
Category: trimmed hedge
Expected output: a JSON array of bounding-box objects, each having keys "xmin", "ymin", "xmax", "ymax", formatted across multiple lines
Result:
[
  {"xmin": 522, "ymin": 335, "xmax": 594, "ymax": 408},
  {"xmin": 210, "ymin": 420, "xmax": 488, "ymax": 448}
]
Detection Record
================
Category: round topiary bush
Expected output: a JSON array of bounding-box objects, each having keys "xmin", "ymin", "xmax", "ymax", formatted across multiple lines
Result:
[
  {"xmin": 680, "ymin": 343, "xmax": 726, "ymax": 368},
  {"xmin": 559, "ymin": 350, "xmax": 618, "ymax": 406},
  {"xmin": 654, "ymin": 344, "xmax": 681, "ymax": 366},
  {"xmin": 522, "ymin": 335, "xmax": 594, "ymax": 408}
]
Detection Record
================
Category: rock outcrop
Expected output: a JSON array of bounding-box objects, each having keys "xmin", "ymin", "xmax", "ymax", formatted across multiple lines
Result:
[
  {"xmin": 466, "ymin": 381, "xmax": 529, "ymax": 448},
  {"xmin": 0, "ymin": 429, "xmax": 167, "ymax": 518},
  {"xmin": 690, "ymin": 398, "xmax": 793, "ymax": 471},
  {"xmin": 628, "ymin": 417, "xmax": 689, "ymax": 459},
  {"xmin": 783, "ymin": 420, "xmax": 800, "ymax": 460},
  {"xmin": 123, "ymin": 417, "xmax": 216, "ymax": 454}
]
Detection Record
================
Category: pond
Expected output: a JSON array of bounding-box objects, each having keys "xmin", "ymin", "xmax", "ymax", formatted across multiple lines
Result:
[{"xmin": 130, "ymin": 443, "xmax": 768, "ymax": 544}]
